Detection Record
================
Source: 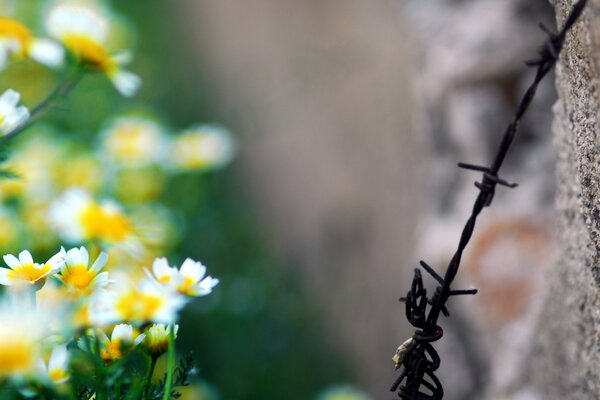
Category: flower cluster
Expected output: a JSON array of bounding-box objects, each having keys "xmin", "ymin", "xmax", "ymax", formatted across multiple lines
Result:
[
  {"xmin": 0, "ymin": 116, "xmax": 234, "ymax": 266},
  {"xmin": 0, "ymin": 0, "xmax": 234, "ymax": 398},
  {"xmin": 0, "ymin": 245, "xmax": 217, "ymax": 394}
]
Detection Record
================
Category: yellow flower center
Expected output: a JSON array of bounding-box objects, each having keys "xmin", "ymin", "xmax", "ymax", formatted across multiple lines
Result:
[
  {"xmin": 108, "ymin": 124, "xmax": 149, "ymax": 158},
  {"xmin": 158, "ymin": 275, "xmax": 171, "ymax": 284},
  {"xmin": 172, "ymin": 136, "xmax": 211, "ymax": 169},
  {"xmin": 79, "ymin": 203, "xmax": 132, "ymax": 242},
  {"xmin": 61, "ymin": 264, "xmax": 94, "ymax": 290},
  {"xmin": 115, "ymin": 290, "xmax": 165, "ymax": 322},
  {"xmin": 0, "ymin": 338, "xmax": 36, "ymax": 376},
  {"xmin": 0, "ymin": 17, "xmax": 33, "ymax": 50},
  {"xmin": 8, "ymin": 263, "xmax": 51, "ymax": 284},
  {"xmin": 177, "ymin": 276, "xmax": 196, "ymax": 295},
  {"xmin": 101, "ymin": 339, "xmax": 123, "ymax": 363},
  {"xmin": 49, "ymin": 368, "xmax": 67, "ymax": 382},
  {"xmin": 61, "ymin": 34, "xmax": 114, "ymax": 72}
]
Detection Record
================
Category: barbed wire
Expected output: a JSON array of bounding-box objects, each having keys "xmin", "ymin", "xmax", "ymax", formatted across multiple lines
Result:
[{"xmin": 390, "ymin": 1, "xmax": 588, "ymax": 398}]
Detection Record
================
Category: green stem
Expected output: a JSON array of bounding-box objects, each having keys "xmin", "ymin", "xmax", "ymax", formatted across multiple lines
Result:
[
  {"xmin": 162, "ymin": 325, "xmax": 176, "ymax": 400},
  {"xmin": 93, "ymin": 335, "xmax": 106, "ymax": 400},
  {"xmin": 144, "ymin": 356, "xmax": 157, "ymax": 399},
  {"xmin": 2, "ymin": 67, "xmax": 85, "ymax": 143}
]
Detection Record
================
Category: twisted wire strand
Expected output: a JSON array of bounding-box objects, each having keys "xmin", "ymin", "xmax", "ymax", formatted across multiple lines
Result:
[{"xmin": 391, "ymin": 1, "xmax": 587, "ymax": 398}]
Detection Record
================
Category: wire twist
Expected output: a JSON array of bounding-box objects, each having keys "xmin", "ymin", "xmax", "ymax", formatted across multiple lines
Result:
[{"xmin": 391, "ymin": 1, "xmax": 587, "ymax": 398}]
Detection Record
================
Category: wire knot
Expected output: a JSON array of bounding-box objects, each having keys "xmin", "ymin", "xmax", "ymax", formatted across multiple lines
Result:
[{"xmin": 457, "ymin": 162, "xmax": 518, "ymax": 207}]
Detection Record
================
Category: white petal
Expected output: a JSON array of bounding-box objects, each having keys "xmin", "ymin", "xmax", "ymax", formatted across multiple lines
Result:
[
  {"xmin": 110, "ymin": 69, "xmax": 141, "ymax": 98},
  {"xmin": 79, "ymin": 246, "xmax": 89, "ymax": 267},
  {"xmin": 112, "ymin": 51, "xmax": 132, "ymax": 66},
  {"xmin": 48, "ymin": 345, "xmax": 69, "ymax": 371},
  {"xmin": 3, "ymin": 254, "xmax": 20, "ymax": 269},
  {"xmin": 93, "ymin": 271, "xmax": 109, "ymax": 287},
  {"xmin": 46, "ymin": 4, "xmax": 109, "ymax": 43},
  {"xmin": 111, "ymin": 324, "xmax": 133, "ymax": 341},
  {"xmin": 0, "ymin": 89, "xmax": 20, "ymax": 112},
  {"xmin": 18, "ymin": 250, "xmax": 33, "ymax": 265},
  {"xmin": 90, "ymin": 252, "xmax": 107, "ymax": 272},
  {"xmin": 180, "ymin": 258, "xmax": 205, "ymax": 282},
  {"xmin": 189, "ymin": 277, "xmax": 219, "ymax": 296},
  {"xmin": 47, "ymin": 248, "xmax": 66, "ymax": 268},
  {"xmin": 65, "ymin": 247, "xmax": 83, "ymax": 266},
  {"xmin": 2, "ymin": 106, "xmax": 29, "ymax": 134},
  {"xmin": 152, "ymin": 258, "xmax": 171, "ymax": 279},
  {"xmin": 200, "ymin": 276, "xmax": 219, "ymax": 291},
  {"xmin": 0, "ymin": 268, "xmax": 12, "ymax": 285},
  {"xmin": 134, "ymin": 333, "xmax": 146, "ymax": 346},
  {"xmin": 28, "ymin": 39, "xmax": 64, "ymax": 67}
]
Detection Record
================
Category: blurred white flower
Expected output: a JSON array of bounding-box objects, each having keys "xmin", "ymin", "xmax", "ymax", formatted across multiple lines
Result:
[
  {"xmin": 0, "ymin": 89, "xmax": 29, "ymax": 135},
  {"xmin": 39, "ymin": 344, "xmax": 70, "ymax": 384},
  {"xmin": 0, "ymin": 300, "xmax": 51, "ymax": 379},
  {"xmin": 48, "ymin": 188, "xmax": 140, "ymax": 253},
  {"xmin": 102, "ymin": 117, "xmax": 167, "ymax": 167},
  {"xmin": 0, "ymin": 17, "xmax": 64, "ymax": 70},
  {"xmin": 147, "ymin": 257, "xmax": 219, "ymax": 297},
  {"xmin": 169, "ymin": 125, "xmax": 235, "ymax": 171},
  {"xmin": 46, "ymin": 3, "xmax": 140, "ymax": 97}
]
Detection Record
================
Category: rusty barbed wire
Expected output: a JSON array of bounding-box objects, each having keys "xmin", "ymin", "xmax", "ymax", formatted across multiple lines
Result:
[{"xmin": 391, "ymin": 1, "xmax": 588, "ymax": 399}]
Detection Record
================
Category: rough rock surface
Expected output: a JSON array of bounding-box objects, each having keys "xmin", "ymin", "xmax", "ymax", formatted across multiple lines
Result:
[{"xmin": 526, "ymin": 0, "xmax": 600, "ymax": 398}]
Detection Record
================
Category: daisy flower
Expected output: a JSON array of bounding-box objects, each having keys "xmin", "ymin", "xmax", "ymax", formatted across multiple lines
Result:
[
  {"xmin": 98, "ymin": 324, "xmax": 145, "ymax": 363},
  {"xmin": 57, "ymin": 246, "xmax": 109, "ymax": 294},
  {"xmin": 39, "ymin": 344, "xmax": 69, "ymax": 384},
  {"xmin": 46, "ymin": 3, "xmax": 141, "ymax": 97},
  {"xmin": 102, "ymin": 117, "xmax": 167, "ymax": 167},
  {"xmin": 0, "ymin": 17, "xmax": 64, "ymax": 69},
  {"xmin": 0, "ymin": 248, "xmax": 65, "ymax": 289},
  {"xmin": 93, "ymin": 277, "xmax": 186, "ymax": 325},
  {"xmin": 143, "ymin": 323, "xmax": 178, "ymax": 357},
  {"xmin": 0, "ymin": 89, "xmax": 30, "ymax": 135},
  {"xmin": 0, "ymin": 301, "xmax": 48, "ymax": 379},
  {"xmin": 169, "ymin": 125, "xmax": 235, "ymax": 172},
  {"xmin": 48, "ymin": 188, "xmax": 139, "ymax": 252},
  {"xmin": 147, "ymin": 257, "xmax": 219, "ymax": 297}
]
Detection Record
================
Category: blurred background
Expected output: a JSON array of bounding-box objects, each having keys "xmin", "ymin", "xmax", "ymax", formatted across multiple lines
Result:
[{"xmin": 0, "ymin": 0, "xmax": 565, "ymax": 398}]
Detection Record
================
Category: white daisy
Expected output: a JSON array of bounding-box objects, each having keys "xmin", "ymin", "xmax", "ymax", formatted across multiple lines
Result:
[
  {"xmin": 92, "ymin": 277, "xmax": 186, "ymax": 326},
  {"xmin": 57, "ymin": 246, "xmax": 109, "ymax": 294},
  {"xmin": 147, "ymin": 257, "xmax": 219, "ymax": 297},
  {"xmin": 98, "ymin": 324, "xmax": 145, "ymax": 363},
  {"xmin": 46, "ymin": 3, "xmax": 140, "ymax": 97},
  {"xmin": 143, "ymin": 323, "xmax": 178, "ymax": 357},
  {"xmin": 0, "ymin": 89, "xmax": 29, "ymax": 135},
  {"xmin": 0, "ymin": 248, "xmax": 65, "ymax": 288}
]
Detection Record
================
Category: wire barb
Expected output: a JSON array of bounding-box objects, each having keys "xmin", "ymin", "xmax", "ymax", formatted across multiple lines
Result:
[{"xmin": 391, "ymin": 1, "xmax": 587, "ymax": 398}]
